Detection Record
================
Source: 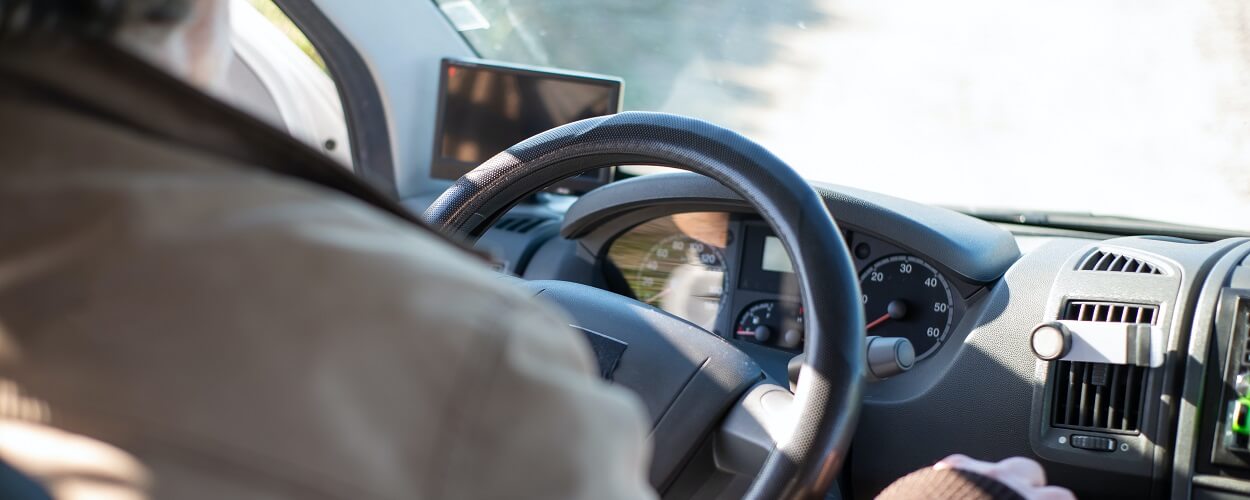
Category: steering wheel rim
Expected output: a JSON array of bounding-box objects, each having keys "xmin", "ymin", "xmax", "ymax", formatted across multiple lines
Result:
[{"xmin": 425, "ymin": 111, "xmax": 865, "ymax": 499}]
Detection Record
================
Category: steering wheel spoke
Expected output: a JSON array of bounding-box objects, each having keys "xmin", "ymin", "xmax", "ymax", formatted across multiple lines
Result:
[{"xmin": 715, "ymin": 382, "xmax": 796, "ymax": 477}]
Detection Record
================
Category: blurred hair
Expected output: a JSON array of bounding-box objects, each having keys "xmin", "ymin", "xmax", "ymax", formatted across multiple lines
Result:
[{"xmin": 0, "ymin": 0, "xmax": 191, "ymax": 40}]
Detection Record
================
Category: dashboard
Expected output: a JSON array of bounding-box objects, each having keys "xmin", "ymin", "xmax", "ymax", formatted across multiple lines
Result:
[{"xmin": 473, "ymin": 171, "xmax": 1250, "ymax": 500}]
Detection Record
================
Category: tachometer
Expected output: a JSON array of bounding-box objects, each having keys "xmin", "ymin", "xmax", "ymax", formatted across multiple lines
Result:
[{"xmin": 859, "ymin": 255, "xmax": 954, "ymax": 360}]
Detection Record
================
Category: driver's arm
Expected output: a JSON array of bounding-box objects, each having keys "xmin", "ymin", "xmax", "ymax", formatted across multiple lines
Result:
[
  {"xmin": 878, "ymin": 455, "xmax": 1076, "ymax": 500},
  {"xmin": 432, "ymin": 284, "xmax": 656, "ymax": 499}
]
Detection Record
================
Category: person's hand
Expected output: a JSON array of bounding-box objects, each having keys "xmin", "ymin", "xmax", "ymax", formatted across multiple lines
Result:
[{"xmin": 935, "ymin": 454, "xmax": 1075, "ymax": 500}]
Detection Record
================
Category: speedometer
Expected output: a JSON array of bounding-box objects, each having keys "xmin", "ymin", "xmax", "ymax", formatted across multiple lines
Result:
[
  {"xmin": 634, "ymin": 234, "xmax": 726, "ymax": 330},
  {"xmin": 859, "ymin": 255, "xmax": 954, "ymax": 360},
  {"xmin": 606, "ymin": 212, "xmax": 730, "ymax": 332}
]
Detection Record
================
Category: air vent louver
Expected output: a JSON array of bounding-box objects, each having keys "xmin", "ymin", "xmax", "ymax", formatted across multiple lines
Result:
[
  {"xmin": 1061, "ymin": 300, "xmax": 1157, "ymax": 324},
  {"xmin": 492, "ymin": 216, "xmax": 547, "ymax": 233},
  {"xmin": 1050, "ymin": 301, "xmax": 1157, "ymax": 434},
  {"xmin": 1052, "ymin": 361, "xmax": 1147, "ymax": 433},
  {"xmin": 1079, "ymin": 250, "xmax": 1163, "ymax": 275}
]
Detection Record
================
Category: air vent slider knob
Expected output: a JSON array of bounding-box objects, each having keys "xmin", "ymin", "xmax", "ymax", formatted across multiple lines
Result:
[{"xmin": 1031, "ymin": 322, "xmax": 1072, "ymax": 361}]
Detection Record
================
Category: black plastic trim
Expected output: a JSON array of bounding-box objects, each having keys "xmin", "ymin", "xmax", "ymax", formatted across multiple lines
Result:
[
  {"xmin": 1180, "ymin": 241, "xmax": 1250, "ymax": 499},
  {"xmin": 270, "ymin": 0, "xmax": 398, "ymax": 195}
]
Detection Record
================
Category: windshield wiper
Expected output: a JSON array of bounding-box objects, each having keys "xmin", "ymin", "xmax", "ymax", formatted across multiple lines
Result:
[{"xmin": 947, "ymin": 207, "xmax": 1248, "ymax": 242}]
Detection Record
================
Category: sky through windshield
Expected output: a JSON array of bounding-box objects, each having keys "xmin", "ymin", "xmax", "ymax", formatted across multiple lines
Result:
[{"xmin": 435, "ymin": 0, "xmax": 1250, "ymax": 233}]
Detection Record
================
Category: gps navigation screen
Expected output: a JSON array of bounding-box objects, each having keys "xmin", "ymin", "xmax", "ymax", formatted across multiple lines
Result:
[{"xmin": 432, "ymin": 59, "xmax": 622, "ymax": 192}]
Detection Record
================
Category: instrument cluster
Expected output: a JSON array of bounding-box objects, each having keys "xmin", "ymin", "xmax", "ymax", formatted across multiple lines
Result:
[{"xmin": 606, "ymin": 212, "xmax": 969, "ymax": 362}]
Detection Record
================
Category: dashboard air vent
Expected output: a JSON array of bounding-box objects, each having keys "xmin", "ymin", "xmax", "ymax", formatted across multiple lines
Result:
[
  {"xmin": 493, "ymin": 216, "xmax": 547, "ymax": 234},
  {"xmin": 1051, "ymin": 301, "xmax": 1157, "ymax": 434},
  {"xmin": 1062, "ymin": 300, "xmax": 1157, "ymax": 325},
  {"xmin": 1079, "ymin": 250, "xmax": 1163, "ymax": 275},
  {"xmin": 1052, "ymin": 361, "xmax": 1147, "ymax": 433}
]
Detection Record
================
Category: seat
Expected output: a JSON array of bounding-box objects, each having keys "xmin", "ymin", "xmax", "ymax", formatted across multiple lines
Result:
[{"xmin": 0, "ymin": 459, "xmax": 50, "ymax": 500}]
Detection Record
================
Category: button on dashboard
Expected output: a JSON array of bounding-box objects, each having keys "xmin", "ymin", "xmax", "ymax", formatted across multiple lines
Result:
[{"xmin": 1069, "ymin": 434, "xmax": 1116, "ymax": 452}]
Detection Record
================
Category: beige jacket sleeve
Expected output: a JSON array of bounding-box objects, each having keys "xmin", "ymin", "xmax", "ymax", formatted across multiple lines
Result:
[{"xmin": 0, "ymin": 100, "xmax": 656, "ymax": 499}]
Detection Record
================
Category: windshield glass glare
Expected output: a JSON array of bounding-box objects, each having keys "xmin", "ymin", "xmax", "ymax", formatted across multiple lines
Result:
[{"xmin": 434, "ymin": 0, "xmax": 1250, "ymax": 233}]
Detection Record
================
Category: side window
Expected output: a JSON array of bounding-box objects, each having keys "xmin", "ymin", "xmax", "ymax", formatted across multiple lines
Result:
[{"xmin": 227, "ymin": 0, "xmax": 353, "ymax": 168}]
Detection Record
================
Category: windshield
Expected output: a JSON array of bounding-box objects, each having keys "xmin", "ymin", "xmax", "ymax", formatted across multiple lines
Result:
[{"xmin": 433, "ymin": 0, "xmax": 1250, "ymax": 233}]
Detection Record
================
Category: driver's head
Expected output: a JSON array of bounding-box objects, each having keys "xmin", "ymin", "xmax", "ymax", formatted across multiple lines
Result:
[{"xmin": 2, "ymin": 0, "xmax": 232, "ymax": 92}]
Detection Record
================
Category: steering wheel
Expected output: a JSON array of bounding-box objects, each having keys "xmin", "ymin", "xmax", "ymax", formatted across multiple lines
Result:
[{"xmin": 425, "ymin": 112, "xmax": 864, "ymax": 499}]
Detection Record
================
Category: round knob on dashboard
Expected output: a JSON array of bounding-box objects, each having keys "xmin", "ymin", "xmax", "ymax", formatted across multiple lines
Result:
[
  {"xmin": 865, "ymin": 336, "xmax": 915, "ymax": 379},
  {"xmin": 752, "ymin": 326, "xmax": 773, "ymax": 344},
  {"xmin": 1031, "ymin": 322, "xmax": 1071, "ymax": 361},
  {"xmin": 779, "ymin": 329, "xmax": 803, "ymax": 349}
]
